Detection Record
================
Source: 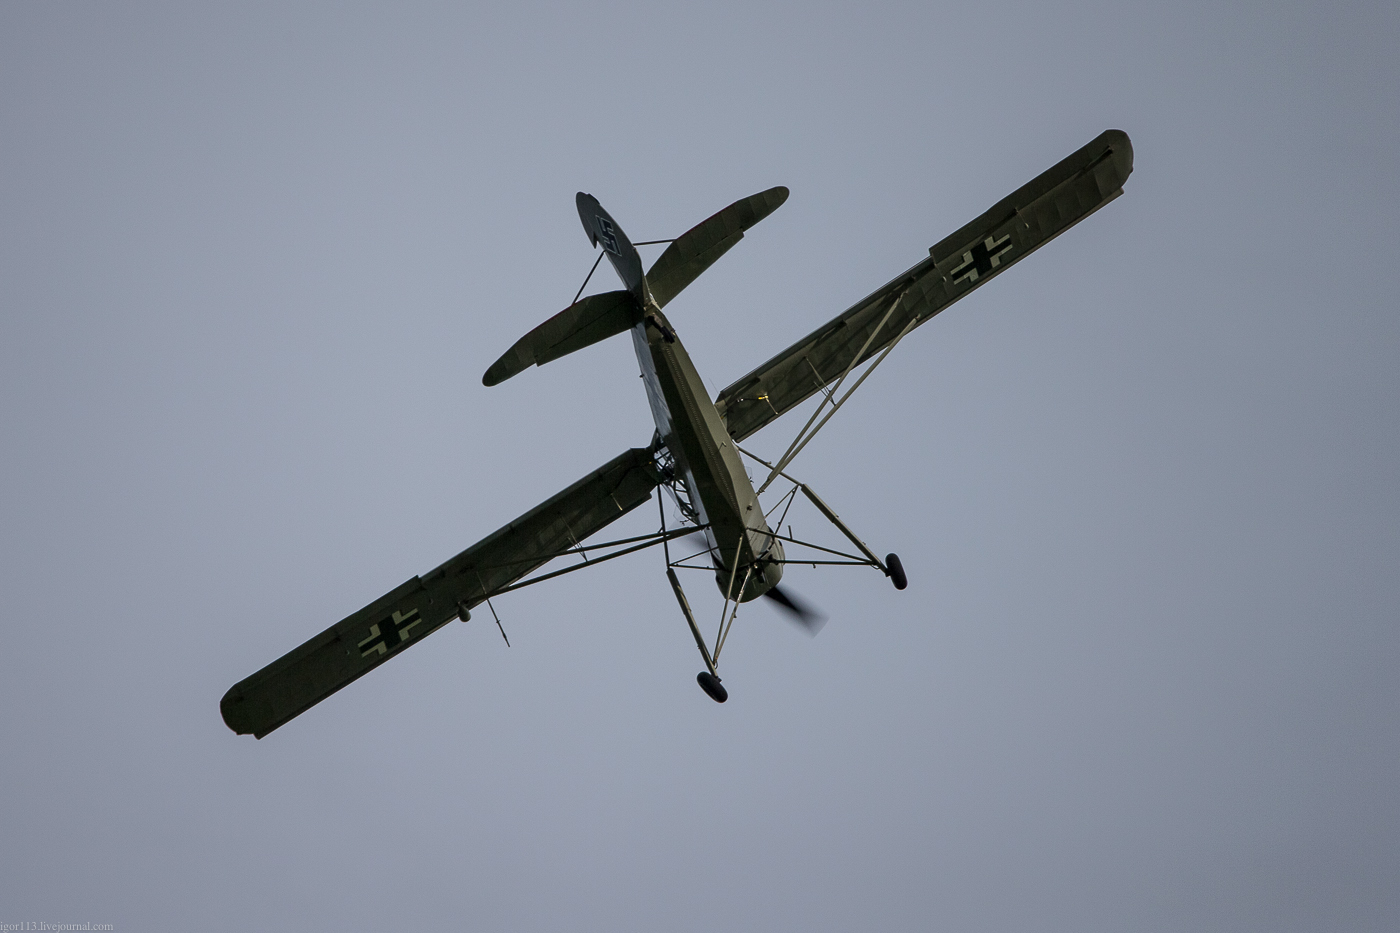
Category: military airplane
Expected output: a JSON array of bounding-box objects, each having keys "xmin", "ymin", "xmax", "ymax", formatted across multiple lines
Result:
[{"xmin": 221, "ymin": 129, "xmax": 1133, "ymax": 737}]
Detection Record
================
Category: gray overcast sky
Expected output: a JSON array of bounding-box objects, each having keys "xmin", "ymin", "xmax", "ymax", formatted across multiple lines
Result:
[{"xmin": 2, "ymin": 2, "xmax": 1397, "ymax": 930}]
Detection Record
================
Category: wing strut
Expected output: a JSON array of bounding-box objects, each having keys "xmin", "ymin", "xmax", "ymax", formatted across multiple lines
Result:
[
  {"xmin": 487, "ymin": 526, "xmax": 700, "ymax": 597},
  {"xmin": 756, "ymin": 288, "xmax": 912, "ymax": 494}
]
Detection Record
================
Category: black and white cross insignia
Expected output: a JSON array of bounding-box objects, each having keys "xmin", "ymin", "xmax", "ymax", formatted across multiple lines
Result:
[
  {"xmin": 950, "ymin": 233, "xmax": 1013, "ymax": 285},
  {"xmin": 358, "ymin": 608, "xmax": 423, "ymax": 658}
]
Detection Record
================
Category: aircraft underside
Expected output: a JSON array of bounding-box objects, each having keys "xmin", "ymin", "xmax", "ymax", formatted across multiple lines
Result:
[
  {"xmin": 630, "ymin": 310, "xmax": 784, "ymax": 604},
  {"xmin": 221, "ymin": 130, "xmax": 1132, "ymax": 734}
]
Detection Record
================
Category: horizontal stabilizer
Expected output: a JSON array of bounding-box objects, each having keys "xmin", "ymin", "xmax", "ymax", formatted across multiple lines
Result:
[
  {"xmin": 647, "ymin": 186, "xmax": 789, "ymax": 309},
  {"xmin": 483, "ymin": 289, "xmax": 642, "ymax": 386}
]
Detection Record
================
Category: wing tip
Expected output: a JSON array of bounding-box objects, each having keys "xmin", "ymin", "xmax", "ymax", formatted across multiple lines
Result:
[
  {"xmin": 482, "ymin": 360, "xmax": 510, "ymax": 386},
  {"xmin": 483, "ymin": 342, "xmax": 533, "ymax": 386},
  {"xmin": 220, "ymin": 685, "xmax": 260, "ymax": 737},
  {"xmin": 1095, "ymin": 129, "xmax": 1133, "ymax": 180}
]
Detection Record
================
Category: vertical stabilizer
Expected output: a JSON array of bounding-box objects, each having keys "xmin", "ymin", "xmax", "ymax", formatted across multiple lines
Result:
[{"xmin": 576, "ymin": 193, "xmax": 649, "ymax": 304}]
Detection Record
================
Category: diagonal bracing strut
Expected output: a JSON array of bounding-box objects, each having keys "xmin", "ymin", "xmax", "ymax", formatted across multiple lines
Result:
[
  {"xmin": 738, "ymin": 444, "xmax": 888, "ymax": 575},
  {"xmin": 757, "ymin": 288, "xmax": 915, "ymax": 495}
]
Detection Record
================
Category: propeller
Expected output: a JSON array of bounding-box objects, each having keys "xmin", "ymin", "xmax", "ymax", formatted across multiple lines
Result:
[{"xmin": 763, "ymin": 584, "xmax": 827, "ymax": 635}]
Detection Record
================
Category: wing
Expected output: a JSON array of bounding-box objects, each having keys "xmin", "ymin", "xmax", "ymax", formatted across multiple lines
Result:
[
  {"xmin": 221, "ymin": 446, "xmax": 663, "ymax": 738},
  {"xmin": 715, "ymin": 130, "xmax": 1133, "ymax": 443}
]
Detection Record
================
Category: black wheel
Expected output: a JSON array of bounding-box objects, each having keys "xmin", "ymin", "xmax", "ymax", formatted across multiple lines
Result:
[
  {"xmin": 697, "ymin": 671, "xmax": 728, "ymax": 703},
  {"xmin": 885, "ymin": 553, "xmax": 908, "ymax": 590}
]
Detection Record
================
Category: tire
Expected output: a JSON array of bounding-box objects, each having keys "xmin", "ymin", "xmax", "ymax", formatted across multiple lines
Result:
[
  {"xmin": 885, "ymin": 553, "xmax": 908, "ymax": 590},
  {"xmin": 697, "ymin": 671, "xmax": 728, "ymax": 703}
]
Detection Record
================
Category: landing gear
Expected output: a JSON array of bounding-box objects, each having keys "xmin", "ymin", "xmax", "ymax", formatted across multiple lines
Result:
[
  {"xmin": 885, "ymin": 552, "xmax": 907, "ymax": 590},
  {"xmin": 697, "ymin": 671, "xmax": 728, "ymax": 703}
]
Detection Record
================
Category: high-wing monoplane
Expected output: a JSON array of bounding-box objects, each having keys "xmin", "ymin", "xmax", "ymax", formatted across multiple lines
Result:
[{"xmin": 222, "ymin": 129, "xmax": 1133, "ymax": 736}]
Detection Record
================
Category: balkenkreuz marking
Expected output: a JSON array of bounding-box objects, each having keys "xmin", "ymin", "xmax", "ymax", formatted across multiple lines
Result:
[
  {"xmin": 950, "ymin": 234, "xmax": 1013, "ymax": 285},
  {"xmin": 358, "ymin": 609, "xmax": 423, "ymax": 658}
]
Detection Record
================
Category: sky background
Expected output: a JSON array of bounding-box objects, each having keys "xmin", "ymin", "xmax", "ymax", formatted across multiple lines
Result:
[{"xmin": 2, "ymin": 2, "xmax": 1397, "ymax": 930}]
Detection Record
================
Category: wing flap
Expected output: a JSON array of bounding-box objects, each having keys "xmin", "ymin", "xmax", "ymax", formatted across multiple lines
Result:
[
  {"xmin": 715, "ymin": 130, "xmax": 1132, "ymax": 442},
  {"xmin": 221, "ymin": 446, "xmax": 663, "ymax": 738}
]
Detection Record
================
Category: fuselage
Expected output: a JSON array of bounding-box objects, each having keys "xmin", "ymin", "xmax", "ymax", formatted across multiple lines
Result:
[
  {"xmin": 631, "ymin": 306, "xmax": 783, "ymax": 601},
  {"xmin": 572, "ymin": 190, "xmax": 783, "ymax": 600}
]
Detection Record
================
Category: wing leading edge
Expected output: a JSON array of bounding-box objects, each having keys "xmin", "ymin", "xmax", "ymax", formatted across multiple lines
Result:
[
  {"xmin": 221, "ymin": 446, "xmax": 663, "ymax": 738},
  {"xmin": 715, "ymin": 129, "xmax": 1133, "ymax": 443}
]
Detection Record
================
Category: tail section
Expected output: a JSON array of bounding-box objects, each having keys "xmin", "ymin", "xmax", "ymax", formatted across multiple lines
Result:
[
  {"xmin": 482, "ymin": 187, "xmax": 788, "ymax": 386},
  {"xmin": 577, "ymin": 185, "xmax": 790, "ymax": 310},
  {"xmin": 577, "ymin": 192, "xmax": 649, "ymax": 304}
]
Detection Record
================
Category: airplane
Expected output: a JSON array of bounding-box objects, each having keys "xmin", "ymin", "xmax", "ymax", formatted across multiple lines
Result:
[{"xmin": 221, "ymin": 129, "xmax": 1133, "ymax": 737}]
